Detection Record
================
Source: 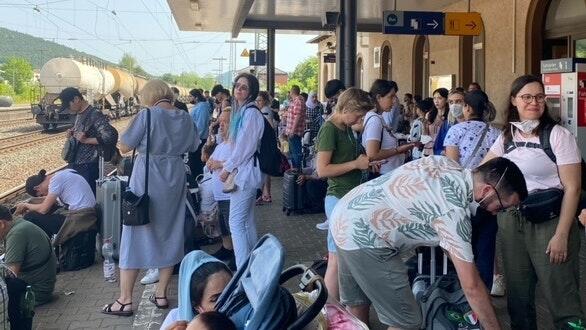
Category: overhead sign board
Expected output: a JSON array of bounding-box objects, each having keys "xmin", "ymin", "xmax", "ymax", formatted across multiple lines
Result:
[
  {"xmin": 249, "ymin": 50, "xmax": 266, "ymax": 66},
  {"xmin": 323, "ymin": 53, "xmax": 336, "ymax": 63},
  {"xmin": 444, "ymin": 12, "xmax": 483, "ymax": 36},
  {"xmin": 540, "ymin": 58, "xmax": 586, "ymax": 74},
  {"xmin": 383, "ymin": 11, "xmax": 444, "ymax": 35}
]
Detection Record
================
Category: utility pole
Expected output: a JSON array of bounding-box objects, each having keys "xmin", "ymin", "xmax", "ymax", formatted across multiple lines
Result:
[
  {"xmin": 225, "ymin": 39, "xmax": 246, "ymax": 84},
  {"xmin": 212, "ymin": 57, "xmax": 227, "ymax": 85}
]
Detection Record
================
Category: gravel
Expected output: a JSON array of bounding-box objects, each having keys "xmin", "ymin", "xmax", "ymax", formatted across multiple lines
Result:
[{"xmin": 0, "ymin": 118, "xmax": 133, "ymax": 194}]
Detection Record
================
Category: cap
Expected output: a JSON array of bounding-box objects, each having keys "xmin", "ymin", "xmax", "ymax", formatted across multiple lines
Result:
[
  {"xmin": 58, "ymin": 87, "xmax": 82, "ymax": 111},
  {"xmin": 25, "ymin": 169, "xmax": 47, "ymax": 197}
]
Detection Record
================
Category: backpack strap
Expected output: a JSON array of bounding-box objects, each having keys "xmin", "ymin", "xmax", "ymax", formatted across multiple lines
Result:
[{"xmin": 503, "ymin": 124, "xmax": 556, "ymax": 164}]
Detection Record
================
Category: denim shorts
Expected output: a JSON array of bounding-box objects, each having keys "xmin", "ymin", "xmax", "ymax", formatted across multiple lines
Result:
[{"xmin": 324, "ymin": 195, "xmax": 339, "ymax": 253}]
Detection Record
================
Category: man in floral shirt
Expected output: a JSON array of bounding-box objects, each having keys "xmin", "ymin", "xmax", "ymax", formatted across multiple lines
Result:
[{"xmin": 330, "ymin": 156, "xmax": 527, "ymax": 329}]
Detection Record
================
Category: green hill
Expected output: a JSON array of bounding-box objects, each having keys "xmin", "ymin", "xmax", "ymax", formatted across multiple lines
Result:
[{"xmin": 0, "ymin": 27, "xmax": 114, "ymax": 69}]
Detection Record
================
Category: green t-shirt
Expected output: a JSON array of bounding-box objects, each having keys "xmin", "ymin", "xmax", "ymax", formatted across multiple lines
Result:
[
  {"xmin": 5, "ymin": 219, "xmax": 56, "ymax": 305},
  {"xmin": 316, "ymin": 121, "xmax": 362, "ymax": 198}
]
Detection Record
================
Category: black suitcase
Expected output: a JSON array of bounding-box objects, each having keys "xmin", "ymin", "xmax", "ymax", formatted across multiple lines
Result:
[{"xmin": 282, "ymin": 169, "xmax": 304, "ymax": 216}]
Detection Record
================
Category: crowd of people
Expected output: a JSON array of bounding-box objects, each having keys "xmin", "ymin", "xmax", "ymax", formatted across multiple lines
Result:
[{"xmin": 1, "ymin": 70, "xmax": 585, "ymax": 329}]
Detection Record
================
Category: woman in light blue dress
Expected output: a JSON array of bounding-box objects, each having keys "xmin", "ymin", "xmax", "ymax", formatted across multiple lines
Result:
[{"xmin": 102, "ymin": 79, "xmax": 198, "ymax": 316}]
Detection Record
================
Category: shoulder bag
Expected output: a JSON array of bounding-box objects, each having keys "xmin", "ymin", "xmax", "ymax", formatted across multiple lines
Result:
[{"xmin": 121, "ymin": 109, "xmax": 151, "ymax": 226}]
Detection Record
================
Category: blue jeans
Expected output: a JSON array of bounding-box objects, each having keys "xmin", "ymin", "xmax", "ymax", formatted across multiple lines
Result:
[
  {"xmin": 471, "ymin": 208, "xmax": 498, "ymax": 290},
  {"xmin": 229, "ymin": 186, "xmax": 258, "ymax": 268},
  {"xmin": 288, "ymin": 135, "xmax": 302, "ymax": 169},
  {"xmin": 324, "ymin": 195, "xmax": 340, "ymax": 253}
]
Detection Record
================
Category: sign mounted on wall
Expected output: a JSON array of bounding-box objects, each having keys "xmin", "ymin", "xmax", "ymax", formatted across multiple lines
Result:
[{"xmin": 383, "ymin": 11, "xmax": 483, "ymax": 36}]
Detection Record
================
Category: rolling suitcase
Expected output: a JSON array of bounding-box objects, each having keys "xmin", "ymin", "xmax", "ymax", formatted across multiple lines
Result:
[
  {"xmin": 413, "ymin": 247, "xmax": 480, "ymax": 330},
  {"xmin": 282, "ymin": 169, "xmax": 304, "ymax": 216},
  {"xmin": 96, "ymin": 176, "xmax": 126, "ymax": 260}
]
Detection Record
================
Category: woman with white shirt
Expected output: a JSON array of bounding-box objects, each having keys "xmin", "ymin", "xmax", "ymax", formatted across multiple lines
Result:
[
  {"xmin": 482, "ymin": 75, "xmax": 584, "ymax": 328},
  {"xmin": 219, "ymin": 73, "xmax": 264, "ymax": 268},
  {"xmin": 362, "ymin": 79, "xmax": 417, "ymax": 176}
]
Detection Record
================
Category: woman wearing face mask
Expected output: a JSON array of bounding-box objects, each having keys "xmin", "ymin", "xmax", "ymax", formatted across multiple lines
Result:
[
  {"xmin": 424, "ymin": 88, "xmax": 448, "ymax": 155},
  {"xmin": 219, "ymin": 73, "xmax": 264, "ymax": 269},
  {"xmin": 433, "ymin": 89, "xmax": 465, "ymax": 155},
  {"xmin": 482, "ymin": 75, "xmax": 584, "ymax": 329},
  {"xmin": 363, "ymin": 80, "xmax": 418, "ymax": 176},
  {"xmin": 443, "ymin": 90, "xmax": 502, "ymax": 291},
  {"xmin": 316, "ymin": 88, "xmax": 372, "ymax": 302}
]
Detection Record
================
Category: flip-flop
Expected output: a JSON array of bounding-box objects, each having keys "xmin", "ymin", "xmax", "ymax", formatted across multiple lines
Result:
[
  {"xmin": 149, "ymin": 294, "xmax": 169, "ymax": 309},
  {"xmin": 102, "ymin": 300, "xmax": 133, "ymax": 317}
]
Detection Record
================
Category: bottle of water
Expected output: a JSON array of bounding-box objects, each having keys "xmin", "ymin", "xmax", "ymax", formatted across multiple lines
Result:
[
  {"xmin": 23, "ymin": 285, "xmax": 35, "ymax": 318},
  {"xmin": 102, "ymin": 238, "xmax": 117, "ymax": 283}
]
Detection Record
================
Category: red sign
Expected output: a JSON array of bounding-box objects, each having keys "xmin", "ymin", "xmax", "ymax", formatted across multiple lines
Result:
[
  {"xmin": 543, "ymin": 73, "xmax": 561, "ymax": 95},
  {"xmin": 578, "ymin": 72, "xmax": 586, "ymax": 127}
]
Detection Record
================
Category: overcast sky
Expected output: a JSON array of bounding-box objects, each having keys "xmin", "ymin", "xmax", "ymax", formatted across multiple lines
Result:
[{"xmin": 0, "ymin": 0, "xmax": 319, "ymax": 76}]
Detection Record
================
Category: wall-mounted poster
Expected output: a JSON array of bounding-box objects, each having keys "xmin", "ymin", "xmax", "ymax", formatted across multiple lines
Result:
[
  {"xmin": 429, "ymin": 74, "xmax": 455, "ymax": 93},
  {"xmin": 373, "ymin": 47, "xmax": 380, "ymax": 68}
]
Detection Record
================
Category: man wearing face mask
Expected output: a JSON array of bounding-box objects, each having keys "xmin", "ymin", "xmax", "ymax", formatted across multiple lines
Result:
[{"xmin": 330, "ymin": 156, "xmax": 527, "ymax": 328}]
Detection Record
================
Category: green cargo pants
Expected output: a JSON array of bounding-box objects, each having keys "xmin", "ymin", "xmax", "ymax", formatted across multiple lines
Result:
[{"xmin": 498, "ymin": 208, "xmax": 584, "ymax": 330}]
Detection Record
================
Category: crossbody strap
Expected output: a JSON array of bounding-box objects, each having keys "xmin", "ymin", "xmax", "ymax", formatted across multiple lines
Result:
[
  {"xmin": 127, "ymin": 108, "xmax": 150, "ymax": 196},
  {"xmin": 463, "ymin": 123, "xmax": 490, "ymax": 168}
]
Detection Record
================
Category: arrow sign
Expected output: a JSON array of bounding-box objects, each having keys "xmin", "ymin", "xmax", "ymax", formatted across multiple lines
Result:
[
  {"xmin": 383, "ymin": 11, "xmax": 444, "ymax": 35},
  {"xmin": 444, "ymin": 12, "xmax": 483, "ymax": 36}
]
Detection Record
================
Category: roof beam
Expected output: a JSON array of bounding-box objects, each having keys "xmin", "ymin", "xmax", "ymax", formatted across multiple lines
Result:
[
  {"xmin": 243, "ymin": 19, "xmax": 382, "ymax": 33},
  {"xmin": 232, "ymin": 0, "xmax": 256, "ymax": 38}
]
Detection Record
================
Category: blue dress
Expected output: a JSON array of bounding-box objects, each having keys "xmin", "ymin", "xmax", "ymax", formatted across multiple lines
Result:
[{"xmin": 119, "ymin": 106, "xmax": 197, "ymax": 269}]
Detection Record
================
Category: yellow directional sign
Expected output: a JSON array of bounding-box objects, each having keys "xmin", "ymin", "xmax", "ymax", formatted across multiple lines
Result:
[
  {"xmin": 444, "ymin": 12, "xmax": 483, "ymax": 36},
  {"xmin": 240, "ymin": 49, "xmax": 249, "ymax": 57}
]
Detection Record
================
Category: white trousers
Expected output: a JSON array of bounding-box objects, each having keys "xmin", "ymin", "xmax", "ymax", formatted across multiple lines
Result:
[{"xmin": 229, "ymin": 186, "xmax": 258, "ymax": 268}]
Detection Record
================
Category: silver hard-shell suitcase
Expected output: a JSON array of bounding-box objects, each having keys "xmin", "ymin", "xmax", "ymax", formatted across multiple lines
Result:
[{"xmin": 96, "ymin": 175, "xmax": 126, "ymax": 260}]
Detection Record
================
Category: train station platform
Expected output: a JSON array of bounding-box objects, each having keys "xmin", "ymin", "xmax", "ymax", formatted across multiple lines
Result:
[{"xmin": 32, "ymin": 177, "xmax": 586, "ymax": 329}]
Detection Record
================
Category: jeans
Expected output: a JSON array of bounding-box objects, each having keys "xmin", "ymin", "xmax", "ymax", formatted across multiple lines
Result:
[
  {"xmin": 470, "ymin": 208, "xmax": 498, "ymax": 290},
  {"xmin": 324, "ymin": 195, "xmax": 340, "ymax": 253},
  {"xmin": 6, "ymin": 277, "xmax": 32, "ymax": 330},
  {"xmin": 229, "ymin": 186, "xmax": 258, "ymax": 268},
  {"xmin": 23, "ymin": 211, "xmax": 65, "ymax": 238},
  {"xmin": 68, "ymin": 162, "xmax": 98, "ymax": 196},
  {"xmin": 288, "ymin": 135, "xmax": 302, "ymax": 169},
  {"xmin": 498, "ymin": 209, "xmax": 584, "ymax": 329}
]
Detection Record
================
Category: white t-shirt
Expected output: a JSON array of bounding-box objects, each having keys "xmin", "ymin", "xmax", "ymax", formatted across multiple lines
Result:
[
  {"xmin": 361, "ymin": 111, "xmax": 404, "ymax": 174},
  {"xmin": 489, "ymin": 125, "xmax": 581, "ymax": 193},
  {"xmin": 48, "ymin": 169, "xmax": 96, "ymax": 210},
  {"xmin": 210, "ymin": 142, "xmax": 233, "ymax": 201}
]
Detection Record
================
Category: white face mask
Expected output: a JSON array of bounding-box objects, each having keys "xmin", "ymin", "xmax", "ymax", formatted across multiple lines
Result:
[
  {"xmin": 510, "ymin": 120, "xmax": 540, "ymax": 134},
  {"xmin": 449, "ymin": 104, "xmax": 464, "ymax": 119},
  {"xmin": 469, "ymin": 167, "xmax": 508, "ymax": 216}
]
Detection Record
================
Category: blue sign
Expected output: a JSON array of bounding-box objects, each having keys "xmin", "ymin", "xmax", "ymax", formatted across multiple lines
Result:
[
  {"xmin": 383, "ymin": 11, "xmax": 445, "ymax": 35},
  {"xmin": 249, "ymin": 50, "xmax": 266, "ymax": 66}
]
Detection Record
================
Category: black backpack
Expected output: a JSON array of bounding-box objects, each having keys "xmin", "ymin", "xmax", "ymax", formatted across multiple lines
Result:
[
  {"xmin": 250, "ymin": 105, "xmax": 287, "ymax": 177},
  {"xmin": 504, "ymin": 123, "xmax": 586, "ymax": 189}
]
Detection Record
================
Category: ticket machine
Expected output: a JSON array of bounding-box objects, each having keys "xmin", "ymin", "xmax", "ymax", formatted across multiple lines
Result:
[{"xmin": 541, "ymin": 58, "xmax": 586, "ymax": 155}]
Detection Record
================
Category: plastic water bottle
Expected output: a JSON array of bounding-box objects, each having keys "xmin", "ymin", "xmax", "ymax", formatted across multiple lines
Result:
[
  {"xmin": 23, "ymin": 285, "xmax": 35, "ymax": 318},
  {"xmin": 102, "ymin": 238, "xmax": 117, "ymax": 283},
  {"xmin": 412, "ymin": 278, "xmax": 426, "ymax": 301}
]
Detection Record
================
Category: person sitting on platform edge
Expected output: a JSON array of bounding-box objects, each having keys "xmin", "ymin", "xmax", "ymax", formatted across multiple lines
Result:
[
  {"xmin": 15, "ymin": 169, "xmax": 97, "ymax": 239},
  {"xmin": 0, "ymin": 204, "xmax": 57, "ymax": 328}
]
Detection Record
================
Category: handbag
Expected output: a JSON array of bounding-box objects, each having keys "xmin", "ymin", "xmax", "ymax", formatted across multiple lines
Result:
[
  {"xmin": 519, "ymin": 188, "xmax": 564, "ymax": 223},
  {"xmin": 122, "ymin": 108, "xmax": 151, "ymax": 226},
  {"xmin": 222, "ymin": 169, "xmax": 238, "ymax": 193},
  {"xmin": 61, "ymin": 137, "xmax": 79, "ymax": 163}
]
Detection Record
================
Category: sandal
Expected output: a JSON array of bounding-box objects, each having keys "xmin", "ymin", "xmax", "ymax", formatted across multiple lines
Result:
[
  {"xmin": 255, "ymin": 196, "xmax": 266, "ymax": 206},
  {"xmin": 262, "ymin": 195, "xmax": 272, "ymax": 203},
  {"xmin": 149, "ymin": 294, "xmax": 169, "ymax": 309},
  {"xmin": 102, "ymin": 300, "xmax": 133, "ymax": 317}
]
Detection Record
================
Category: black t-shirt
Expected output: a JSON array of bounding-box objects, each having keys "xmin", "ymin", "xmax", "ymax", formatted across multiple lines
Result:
[{"xmin": 174, "ymin": 100, "xmax": 188, "ymax": 112}]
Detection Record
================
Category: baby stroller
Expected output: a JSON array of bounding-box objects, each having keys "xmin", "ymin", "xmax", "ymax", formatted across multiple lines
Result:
[{"xmin": 216, "ymin": 234, "xmax": 327, "ymax": 330}]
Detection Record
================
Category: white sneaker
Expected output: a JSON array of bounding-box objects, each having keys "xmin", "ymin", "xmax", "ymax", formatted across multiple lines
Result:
[
  {"xmin": 140, "ymin": 268, "xmax": 159, "ymax": 285},
  {"xmin": 315, "ymin": 220, "xmax": 329, "ymax": 231},
  {"xmin": 490, "ymin": 274, "xmax": 505, "ymax": 297}
]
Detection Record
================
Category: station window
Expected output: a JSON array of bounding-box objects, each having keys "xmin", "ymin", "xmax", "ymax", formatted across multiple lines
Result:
[
  {"xmin": 473, "ymin": 32, "xmax": 485, "ymax": 89},
  {"xmin": 356, "ymin": 57, "xmax": 364, "ymax": 89},
  {"xmin": 543, "ymin": 0, "xmax": 586, "ymax": 60}
]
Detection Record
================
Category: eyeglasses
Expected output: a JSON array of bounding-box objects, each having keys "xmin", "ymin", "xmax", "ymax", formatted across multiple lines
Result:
[
  {"xmin": 517, "ymin": 93, "xmax": 546, "ymax": 104},
  {"xmin": 489, "ymin": 184, "xmax": 505, "ymax": 210},
  {"xmin": 235, "ymin": 83, "xmax": 249, "ymax": 91}
]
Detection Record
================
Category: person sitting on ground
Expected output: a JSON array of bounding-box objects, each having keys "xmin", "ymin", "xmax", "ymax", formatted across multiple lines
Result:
[
  {"xmin": 330, "ymin": 156, "xmax": 528, "ymax": 328},
  {"xmin": 161, "ymin": 251, "xmax": 233, "ymax": 330},
  {"xmin": 16, "ymin": 168, "xmax": 96, "ymax": 238},
  {"xmin": 0, "ymin": 204, "xmax": 57, "ymax": 317}
]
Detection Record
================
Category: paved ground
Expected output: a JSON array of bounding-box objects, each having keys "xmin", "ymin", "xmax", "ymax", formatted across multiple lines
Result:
[{"xmin": 32, "ymin": 177, "xmax": 586, "ymax": 329}]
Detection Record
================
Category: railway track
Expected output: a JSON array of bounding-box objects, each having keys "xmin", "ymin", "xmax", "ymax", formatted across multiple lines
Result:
[
  {"xmin": 0, "ymin": 131, "xmax": 65, "ymax": 154},
  {"xmin": 0, "ymin": 118, "xmax": 34, "ymax": 126}
]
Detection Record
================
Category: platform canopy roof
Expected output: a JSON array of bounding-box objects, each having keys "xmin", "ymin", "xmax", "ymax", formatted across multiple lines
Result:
[{"xmin": 167, "ymin": 0, "xmax": 462, "ymax": 37}]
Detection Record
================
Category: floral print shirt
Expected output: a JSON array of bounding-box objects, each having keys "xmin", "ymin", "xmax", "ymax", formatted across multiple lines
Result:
[{"xmin": 330, "ymin": 156, "xmax": 475, "ymax": 262}]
